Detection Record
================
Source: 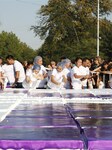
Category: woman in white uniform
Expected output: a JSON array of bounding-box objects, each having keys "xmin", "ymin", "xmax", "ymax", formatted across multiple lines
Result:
[
  {"xmin": 62, "ymin": 59, "xmax": 72, "ymax": 89},
  {"xmin": 23, "ymin": 65, "xmax": 43, "ymax": 89},
  {"xmin": 47, "ymin": 62, "xmax": 66, "ymax": 89},
  {"xmin": 33, "ymin": 56, "xmax": 47, "ymax": 88}
]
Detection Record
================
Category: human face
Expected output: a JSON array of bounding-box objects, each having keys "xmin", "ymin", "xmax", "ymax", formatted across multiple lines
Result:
[
  {"xmin": 28, "ymin": 64, "xmax": 33, "ymax": 69},
  {"xmin": 66, "ymin": 62, "xmax": 71, "ymax": 68},
  {"xmin": 57, "ymin": 66, "xmax": 63, "ymax": 72},
  {"xmin": 7, "ymin": 59, "xmax": 14, "ymax": 65},
  {"xmin": 76, "ymin": 59, "xmax": 82, "ymax": 68},
  {"xmin": 0, "ymin": 59, "xmax": 2, "ymax": 65},
  {"xmin": 84, "ymin": 60, "xmax": 91, "ymax": 67},
  {"xmin": 37, "ymin": 58, "xmax": 43, "ymax": 66},
  {"xmin": 95, "ymin": 59, "xmax": 99, "ymax": 65},
  {"xmin": 33, "ymin": 70, "xmax": 39, "ymax": 74},
  {"xmin": 86, "ymin": 60, "xmax": 91, "ymax": 68},
  {"xmin": 51, "ymin": 61, "xmax": 56, "ymax": 69},
  {"xmin": 110, "ymin": 68, "xmax": 112, "ymax": 72},
  {"xmin": 23, "ymin": 61, "xmax": 27, "ymax": 67},
  {"xmin": 104, "ymin": 64, "xmax": 108, "ymax": 70}
]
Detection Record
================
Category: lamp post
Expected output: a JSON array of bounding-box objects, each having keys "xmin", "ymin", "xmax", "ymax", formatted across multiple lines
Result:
[{"xmin": 97, "ymin": 0, "xmax": 100, "ymax": 56}]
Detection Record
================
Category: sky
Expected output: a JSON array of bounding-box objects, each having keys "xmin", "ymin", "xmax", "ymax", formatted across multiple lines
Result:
[
  {"xmin": 0, "ymin": 0, "xmax": 48, "ymax": 50},
  {"xmin": 0, "ymin": 0, "xmax": 112, "ymax": 50}
]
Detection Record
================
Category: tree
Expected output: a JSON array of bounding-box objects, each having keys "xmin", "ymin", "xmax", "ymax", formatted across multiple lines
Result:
[
  {"xmin": 100, "ymin": 19, "xmax": 112, "ymax": 59},
  {"xmin": 32, "ymin": 0, "xmax": 112, "ymax": 63},
  {"xmin": 0, "ymin": 31, "xmax": 36, "ymax": 62}
]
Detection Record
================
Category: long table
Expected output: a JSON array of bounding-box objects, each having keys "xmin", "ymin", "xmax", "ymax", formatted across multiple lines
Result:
[{"xmin": 0, "ymin": 88, "xmax": 112, "ymax": 149}]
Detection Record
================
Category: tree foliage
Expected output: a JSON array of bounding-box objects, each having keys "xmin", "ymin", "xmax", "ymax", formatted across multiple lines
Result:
[
  {"xmin": 100, "ymin": 19, "xmax": 112, "ymax": 58},
  {"xmin": 31, "ymin": 0, "xmax": 112, "ymax": 64},
  {"xmin": 0, "ymin": 31, "xmax": 36, "ymax": 63}
]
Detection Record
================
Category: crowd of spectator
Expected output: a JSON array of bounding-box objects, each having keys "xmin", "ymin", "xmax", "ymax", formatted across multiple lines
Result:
[{"xmin": 0, "ymin": 55, "xmax": 112, "ymax": 90}]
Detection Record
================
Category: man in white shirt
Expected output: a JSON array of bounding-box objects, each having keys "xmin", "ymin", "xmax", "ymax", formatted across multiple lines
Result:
[
  {"xmin": 0, "ymin": 57, "xmax": 6, "ymax": 89},
  {"xmin": 6, "ymin": 55, "xmax": 25, "ymax": 88},
  {"xmin": 0, "ymin": 57, "xmax": 3, "ymax": 76},
  {"xmin": 71, "ymin": 58, "xmax": 90, "ymax": 89},
  {"xmin": 81, "ymin": 58, "xmax": 91, "ymax": 89},
  {"xmin": 0, "ymin": 64, "xmax": 4, "ymax": 89},
  {"xmin": 2, "ymin": 64, "xmax": 15, "ymax": 86}
]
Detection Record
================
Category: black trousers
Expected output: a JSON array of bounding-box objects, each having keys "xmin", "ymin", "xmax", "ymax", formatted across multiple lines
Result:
[{"xmin": 15, "ymin": 82, "xmax": 23, "ymax": 88}]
